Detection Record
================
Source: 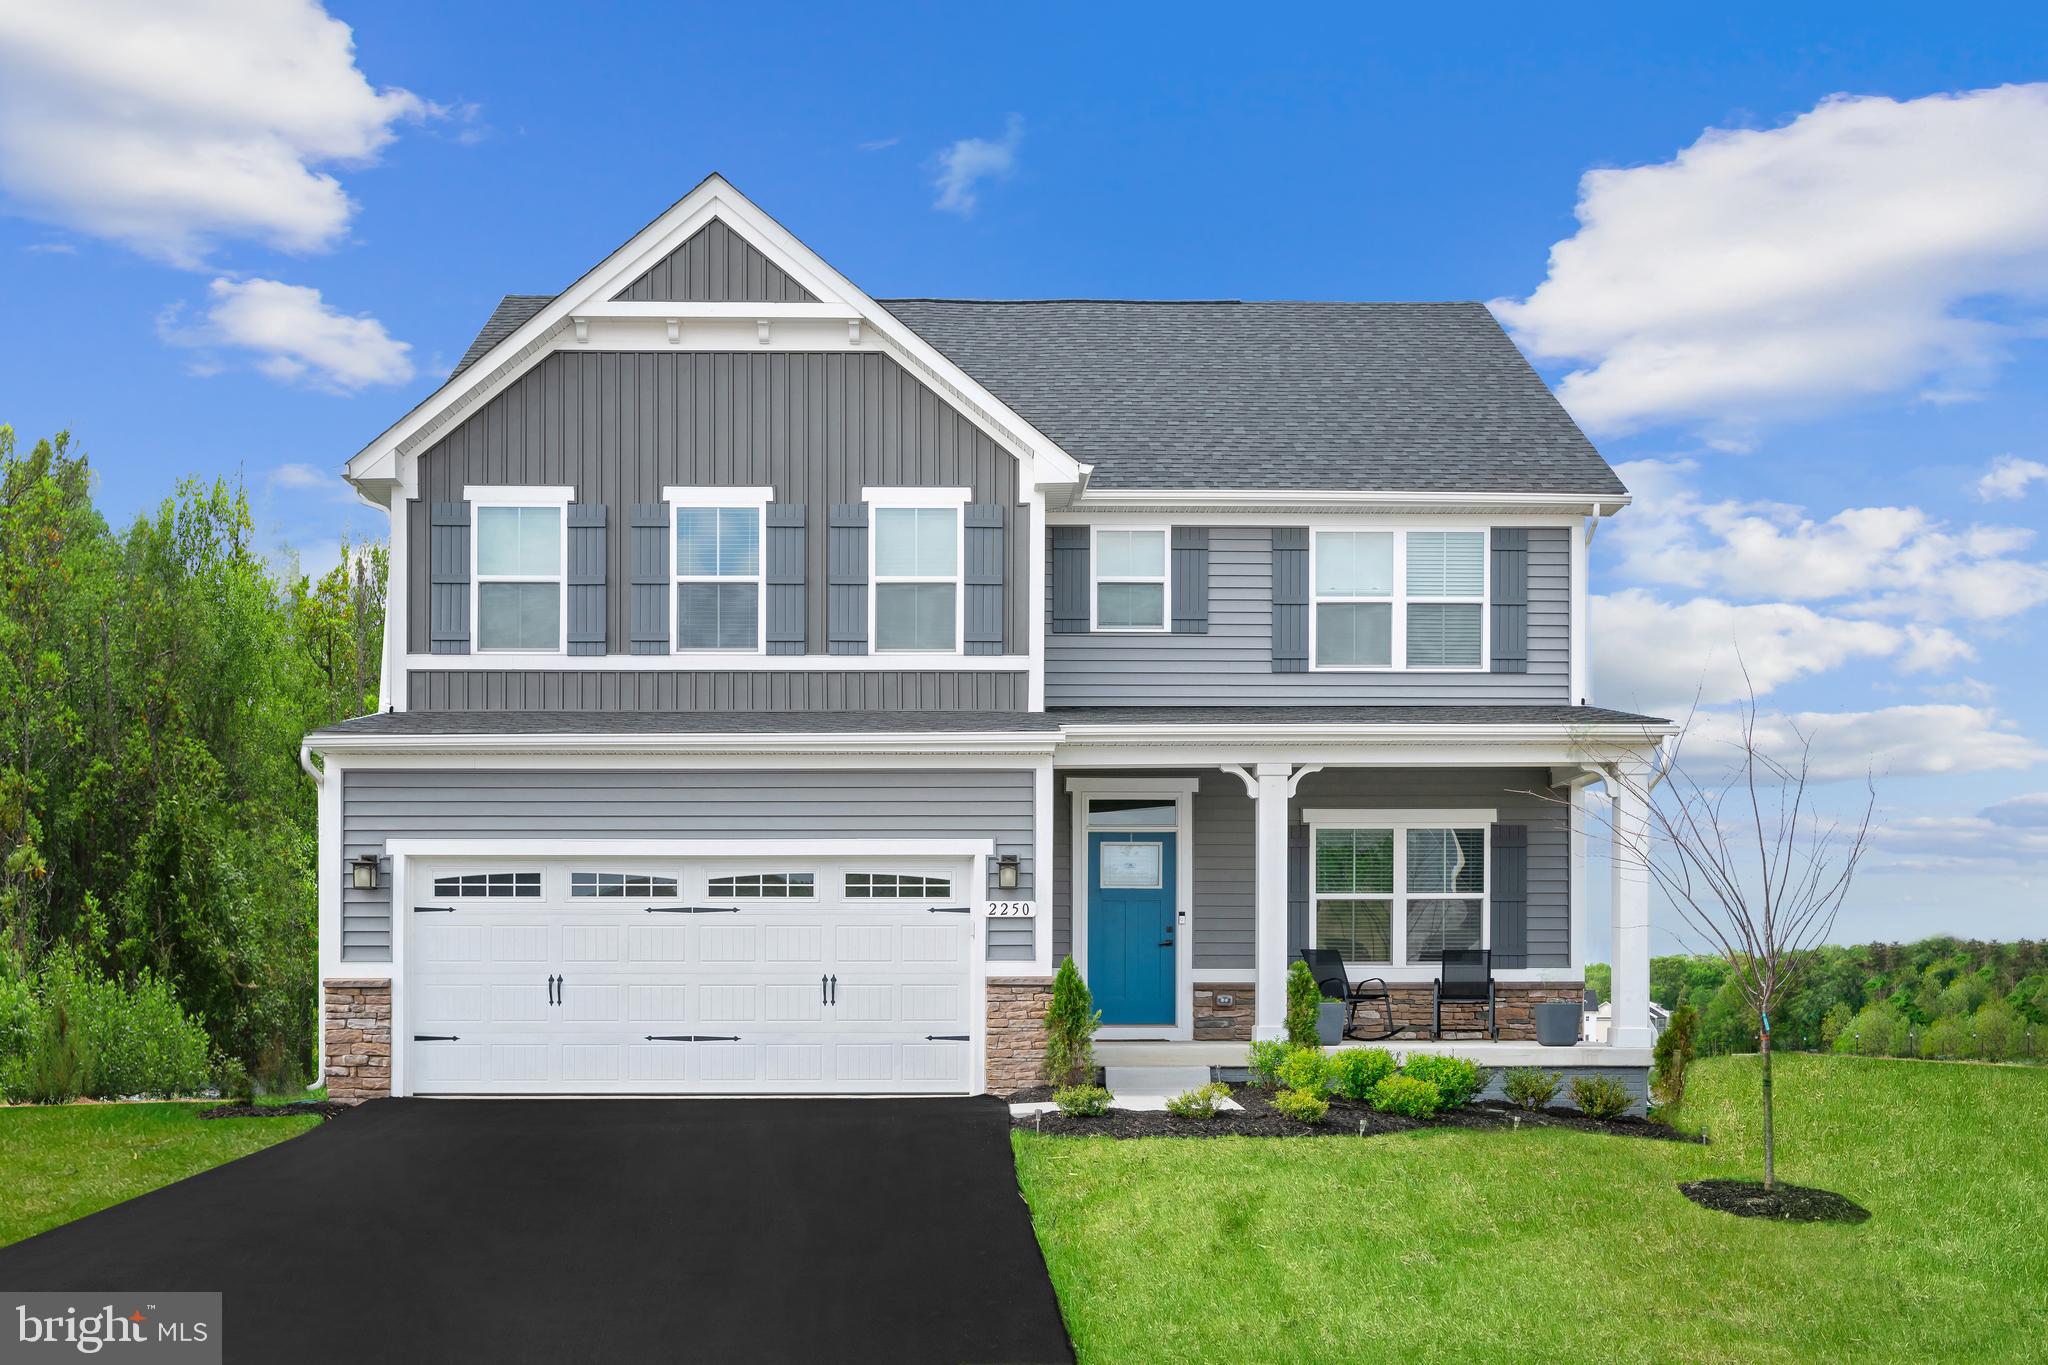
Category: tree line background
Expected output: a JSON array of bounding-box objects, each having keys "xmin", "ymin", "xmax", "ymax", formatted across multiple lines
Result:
[{"xmin": 1, "ymin": 427, "xmax": 384, "ymax": 1098}]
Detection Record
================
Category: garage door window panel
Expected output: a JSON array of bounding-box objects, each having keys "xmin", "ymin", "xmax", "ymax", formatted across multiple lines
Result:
[{"xmin": 707, "ymin": 872, "xmax": 816, "ymax": 900}]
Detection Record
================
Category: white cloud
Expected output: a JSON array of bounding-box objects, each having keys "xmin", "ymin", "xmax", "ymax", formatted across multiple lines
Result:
[
  {"xmin": 858, "ymin": 136, "xmax": 901, "ymax": 153},
  {"xmin": 1609, "ymin": 458, "xmax": 2048, "ymax": 625},
  {"xmin": 266, "ymin": 461, "xmax": 354, "ymax": 498},
  {"xmin": 1976, "ymin": 454, "xmax": 2048, "ymax": 501},
  {"xmin": 0, "ymin": 0, "xmax": 435, "ymax": 266},
  {"xmin": 933, "ymin": 115, "xmax": 1023, "ymax": 216},
  {"xmin": 1873, "ymin": 794, "xmax": 2048, "ymax": 870},
  {"xmin": 1685, "ymin": 705, "xmax": 2046, "ymax": 783},
  {"xmin": 1593, "ymin": 588, "xmax": 1969, "ymax": 713},
  {"xmin": 165, "ymin": 277, "xmax": 413, "ymax": 392},
  {"xmin": 1493, "ymin": 85, "xmax": 2048, "ymax": 435}
]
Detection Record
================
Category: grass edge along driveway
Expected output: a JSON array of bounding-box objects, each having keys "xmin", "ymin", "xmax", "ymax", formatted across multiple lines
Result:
[{"xmin": 1014, "ymin": 1054, "xmax": 2048, "ymax": 1364}]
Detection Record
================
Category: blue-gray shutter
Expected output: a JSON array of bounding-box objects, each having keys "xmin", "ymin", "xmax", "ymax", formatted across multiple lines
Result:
[
  {"xmin": 828, "ymin": 503, "xmax": 868, "ymax": 655},
  {"xmin": 765, "ymin": 503, "xmax": 807, "ymax": 655},
  {"xmin": 1171, "ymin": 526, "xmax": 1210, "ymax": 634},
  {"xmin": 1050, "ymin": 525, "xmax": 1090, "ymax": 634},
  {"xmin": 629, "ymin": 502, "xmax": 671, "ymax": 655},
  {"xmin": 566, "ymin": 503, "xmax": 607, "ymax": 656},
  {"xmin": 1287, "ymin": 820, "xmax": 1310, "ymax": 956},
  {"xmin": 1271, "ymin": 527, "xmax": 1308, "ymax": 672},
  {"xmin": 1491, "ymin": 823, "xmax": 1528, "ymax": 969},
  {"xmin": 1491, "ymin": 528, "xmax": 1529, "ymax": 675},
  {"xmin": 964, "ymin": 504, "xmax": 1006, "ymax": 655},
  {"xmin": 428, "ymin": 501, "xmax": 471, "ymax": 655}
]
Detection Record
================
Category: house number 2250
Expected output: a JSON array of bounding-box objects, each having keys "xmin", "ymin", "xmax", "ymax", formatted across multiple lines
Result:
[{"xmin": 984, "ymin": 901, "xmax": 1036, "ymax": 918}]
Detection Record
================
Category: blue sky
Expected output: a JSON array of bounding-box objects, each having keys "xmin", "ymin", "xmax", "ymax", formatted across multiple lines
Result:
[{"xmin": 2, "ymin": 2, "xmax": 2046, "ymax": 948}]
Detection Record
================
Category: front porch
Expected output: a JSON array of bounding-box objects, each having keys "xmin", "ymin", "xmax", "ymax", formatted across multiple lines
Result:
[{"xmin": 1096, "ymin": 1038, "xmax": 1655, "ymax": 1070}]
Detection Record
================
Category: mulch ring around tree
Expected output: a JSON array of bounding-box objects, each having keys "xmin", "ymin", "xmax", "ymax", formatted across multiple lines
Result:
[
  {"xmin": 1008, "ymin": 1082, "xmax": 1704, "ymax": 1143},
  {"xmin": 198, "ymin": 1101, "xmax": 354, "ymax": 1121},
  {"xmin": 1679, "ymin": 1179, "xmax": 1871, "ymax": 1224}
]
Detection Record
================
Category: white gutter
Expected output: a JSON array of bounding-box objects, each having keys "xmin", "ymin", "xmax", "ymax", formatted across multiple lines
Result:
[
  {"xmin": 305, "ymin": 729, "xmax": 1065, "ymax": 756},
  {"xmin": 298, "ymin": 742, "xmax": 325, "ymax": 788},
  {"xmin": 1056, "ymin": 721, "xmax": 1677, "ymax": 745},
  {"xmin": 1068, "ymin": 489, "xmax": 1632, "ymax": 513}
]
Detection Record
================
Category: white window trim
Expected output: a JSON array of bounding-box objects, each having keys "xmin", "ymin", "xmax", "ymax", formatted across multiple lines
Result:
[
  {"xmin": 663, "ymin": 485, "xmax": 773, "ymax": 656},
  {"xmin": 466, "ymin": 485, "xmax": 572, "ymax": 654},
  {"xmin": 1309, "ymin": 524, "xmax": 1490, "ymax": 673},
  {"xmin": 1303, "ymin": 808, "xmax": 1495, "ymax": 969},
  {"xmin": 864, "ymin": 487, "xmax": 967, "ymax": 655},
  {"xmin": 1088, "ymin": 523, "xmax": 1172, "ymax": 633}
]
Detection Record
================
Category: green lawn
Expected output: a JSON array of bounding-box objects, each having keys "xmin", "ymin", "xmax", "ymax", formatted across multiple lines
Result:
[
  {"xmin": 0, "ymin": 1103, "xmax": 322, "ymax": 1248},
  {"xmin": 1014, "ymin": 1054, "xmax": 2048, "ymax": 1363}
]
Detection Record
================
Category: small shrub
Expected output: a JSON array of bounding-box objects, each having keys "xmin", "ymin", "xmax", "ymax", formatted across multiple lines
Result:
[
  {"xmin": 1285, "ymin": 959, "xmax": 1323, "ymax": 1047},
  {"xmin": 1402, "ymin": 1054, "xmax": 1484, "ymax": 1109},
  {"xmin": 1370, "ymin": 1073, "xmax": 1442, "ymax": 1119},
  {"xmin": 16, "ymin": 998, "xmax": 88, "ymax": 1104},
  {"xmin": 1053, "ymin": 1084, "xmax": 1113, "ymax": 1117},
  {"xmin": 1326, "ymin": 1047, "xmax": 1396, "ymax": 1101},
  {"xmin": 1042, "ymin": 956, "xmax": 1101, "ymax": 1086},
  {"xmin": 1568, "ymin": 1074, "xmax": 1634, "ymax": 1120},
  {"xmin": 1247, "ymin": 1038, "xmax": 1291, "ymax": 1089},
  {"xmin": 1650, "ymin": 1003, "xmax": 1700, "ymax": 1109},
  {"xmin": 220, "ymin": 1057, "xmax": 255, "ymax": 1105},
  {"xmin": 1271, "ymin": 1086, "xmax": 1329, "ymax": 1124},
  {"xmin": 1275, "ymin": 1045, "xmax": 1331, "ymax": 1095},
  {"xmin": 1502, "ymin": 1067, "xmax": 1562, "ymax": 1111},
  {"xmin": 1164, "ymin": 1081, "xmax": 1232, "ymax": 1119}
]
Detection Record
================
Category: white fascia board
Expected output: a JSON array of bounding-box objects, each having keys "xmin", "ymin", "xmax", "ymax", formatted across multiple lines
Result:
[
  {"xmin": 1055, "ymin": 721, "xmax": 1677, "ymax": 745},
  {"xmin": 1056, "ymin": 490, "xmax": 1630, "ymax": 518},
  {"xmin": 308, "ymin": 731, "xmax": 1061, "ymax": 759},
  {"xmin": 384, "ymin": 837, "xmax": 997, "ymax": 859}
]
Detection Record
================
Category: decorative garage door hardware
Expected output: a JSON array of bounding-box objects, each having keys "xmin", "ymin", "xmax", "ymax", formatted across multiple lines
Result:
[
  {"xmin": 642, "ymin": 906, "xmax": 740, "ymax": 914},
  {"xmin": 925, "ymin": 1035, "xmax": 970, "ymax": 1042},
  {"xmin": 927, "ymin": 906, "xmax": 972, "ymax": 914},
  {"xmin": 414, "ymin": 1034, "xmax": 461, "ymax": 1042},
  {"xmin": 819, "ymin": 974, "xmax": 838, "ymax": 1005},
  {"xmin": 548, "ymin": 974, "xmax": 560, "ymax": 1005},
  {"xmin": 643, "ymin": 1035, "xmax": 742, "ymax": 1043},
  {"xmin": 412, "ymin": 906, "xmax": 457, "ymax": 914}
]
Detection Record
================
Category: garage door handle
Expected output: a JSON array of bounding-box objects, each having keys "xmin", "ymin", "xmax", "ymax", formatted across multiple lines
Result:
[
  {"xmin": 414, "ymin": 1034, "xmax": 460, "ymax": 1042},
  {"xmin": 644, "ymin": 1035, "xmax": 740, "ymax": 1042},
  {"xmin": 925, "ymin": 1035, "xmax": 969, "ymax": 1042},
  {"xmin": 548, "ymin": 974, "xmax": 558, "ymax": 1006},
  {"xmin": 928, "ymin": 906, "xmax": 971, "ymax": 914},
  {"xmin": 830, "ymin": 974, "xmax": 837, "ymax": 1006},
  {"xmin": 821, "ymin": 974, "xmax": 828, "ymax": 1005}
]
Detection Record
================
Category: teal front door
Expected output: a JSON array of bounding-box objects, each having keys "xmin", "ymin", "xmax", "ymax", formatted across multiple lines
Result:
[{"xmin": 1087, "ymin": 832, "xmax": 1177, "ymax": 1026}]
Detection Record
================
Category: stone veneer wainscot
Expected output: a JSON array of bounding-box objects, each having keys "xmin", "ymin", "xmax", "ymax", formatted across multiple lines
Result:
[{"xmin": 323, "ymin": 979, "xmax": 392, "ymax": 1102}]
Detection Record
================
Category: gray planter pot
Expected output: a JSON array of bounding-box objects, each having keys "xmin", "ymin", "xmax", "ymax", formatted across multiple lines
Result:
[
  {"xmin": 1317, "ymin": 1000, "xmax": 1346, "ymax": 1046},
  {"xmin": 1534, "ymin": 1000, "xmax": 1581, "ymax": 1047}
]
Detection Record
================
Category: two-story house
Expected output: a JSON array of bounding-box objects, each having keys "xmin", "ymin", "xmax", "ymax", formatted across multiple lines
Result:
[{"xmin": 306, "ymin": 174, "xmax": 1670, "ymax": 1104}]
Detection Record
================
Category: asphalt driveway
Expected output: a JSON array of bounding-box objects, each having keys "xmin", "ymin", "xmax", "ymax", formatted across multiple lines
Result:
[{"xmin": 0, "ymin": 1098, "xmax": 1072, "ymax": 1364}]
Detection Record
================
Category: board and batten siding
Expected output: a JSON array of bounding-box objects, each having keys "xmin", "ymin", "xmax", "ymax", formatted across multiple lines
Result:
[
  {"xmin": 405, "ymin": 349, "xmax": 1029, "ymax": 667},
  {"xmin": 1044, "ymin": 525, "xmax": 1571, "ymax": 704},
  {"xmin": 339, "ymin": 768, "xmax": 1036, "ymax": 963},
  {"xmin": 407, "ymin": 669, "xmax": 1027, "ymax": 712},
  {"xmin": 1051, "ymin": 766, "xmax": 1572, "ymax": 974}
]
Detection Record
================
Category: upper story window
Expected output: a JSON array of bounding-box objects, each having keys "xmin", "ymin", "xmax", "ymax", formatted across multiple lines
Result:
[
  {"xmin": 1309, "ymin": 813, "xmax": 1488, "ymax": 966},
  {"xmin": 1312, "ymin": 528, "xmax": 1485, "ymax": 670},
  {"xmin": 867, "ymin": 487, "xmax": 967, "ymax": 653},
  {"xmin": 667, "ymin": 487, "xmax": 770, "ymax": 653},
  {"xmin": 1091, "ymin": 528, "xmax": 1169, "ymax": 631},
  {"xmin": 470, "ymin": 486, "xmax": 572, "ymax": 652}
]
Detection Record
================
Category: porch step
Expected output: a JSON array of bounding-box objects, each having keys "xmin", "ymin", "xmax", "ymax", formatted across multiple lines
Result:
[{"xmin": 1102, "ymin": 1065, "xmax": 1213, "ymax": 1095}]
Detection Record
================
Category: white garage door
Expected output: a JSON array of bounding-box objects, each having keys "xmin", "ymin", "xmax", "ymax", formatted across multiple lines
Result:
[{"xmin": 404, "ymin": 856, "xmax": 977, "ymax": 1095}]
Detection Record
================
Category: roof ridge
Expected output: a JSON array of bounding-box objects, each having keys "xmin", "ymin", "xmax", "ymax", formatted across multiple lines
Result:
[{"xmin": 879, "ymin": 298, "xmax": 1484, "ymax": 307}]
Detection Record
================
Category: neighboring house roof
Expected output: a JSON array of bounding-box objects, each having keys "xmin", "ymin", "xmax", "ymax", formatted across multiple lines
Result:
[
  {"xmin": 308, "ymin": 709, "xmax": 1063, "ymax": 739},
  {"xmin": 1049, "ymin": 704, "xmax": 1668, "ymax": 727},
  {"xmin": 444, "ymin": 296, "xmax": 1623, "ymax": 495}
]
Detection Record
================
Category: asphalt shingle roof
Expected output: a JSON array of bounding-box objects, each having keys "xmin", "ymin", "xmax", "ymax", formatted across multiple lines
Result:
[
  {"xmin": 1049, "ymin": 704, "xmax": 1668, "ymax": 727},
  {"xmin": 450, "ymin": 295, "xmax": 555, "ymax": 378},
  {"xmin": 310, "ymin": 709, "xmax": 1061, "ymax": 739}
]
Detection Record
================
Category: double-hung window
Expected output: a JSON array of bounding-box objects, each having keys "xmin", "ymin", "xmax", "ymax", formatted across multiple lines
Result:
[
  {"xmin": 471, "ymin": 486, "xmax": 570, "ymax": 652},
  {"xmin": 667, "ymin": 487, "xmax": 768, "ymax": 652},
  {"xmin": 868, "ymin": 488, "xmax": 965, "ymax": 652},
  {"xmin": 1091, "ymin": 527, "xmax": 1169, "ymax": 631},
  {"xmin": 1308, "ymin": 812, "xmax": 1488, "ymax": 966},
  {"xmin": 1312, "ymin": 528, "xmax": 1486, "ymax": 669}
]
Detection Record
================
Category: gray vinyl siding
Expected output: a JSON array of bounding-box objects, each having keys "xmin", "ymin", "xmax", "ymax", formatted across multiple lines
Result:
[
  {"xmin": 1045, "ymin": 525, "xmax": 1572, "ymax": 705},
  {"xmin": 1049, "ymin": 766, "xmax": 1573, "ymax": 977},
  {"xmin": 612, "ymin": 219, "xmax": 818, "ymax": 303},
  {"xmin": 406, "ymin": 669, "xmax": 1028, "ymax": 712},
  {"xmin": 340, "ymin": 768, "xmax": 1035, "ymax": 962},
  {"xmin": 405, "ymin": 350, "xmax": 1028, "ymax": 675}
]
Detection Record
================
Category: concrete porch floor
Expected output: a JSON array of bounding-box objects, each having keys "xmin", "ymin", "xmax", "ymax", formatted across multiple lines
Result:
[{"xmin": 1097, "ymin": 1038, "xmax": 1656, "ymax": 1069}]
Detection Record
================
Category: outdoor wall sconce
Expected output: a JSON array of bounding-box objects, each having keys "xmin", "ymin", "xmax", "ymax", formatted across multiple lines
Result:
[
  {"xmin": 996, "ymin": 854, "xmax": 1021, "ymax": 891},
  {"xmin": 351, "ymin": 854, "xmax": 381, "ymax": 891}
]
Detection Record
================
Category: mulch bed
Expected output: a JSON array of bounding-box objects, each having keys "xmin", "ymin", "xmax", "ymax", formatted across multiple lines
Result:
[
  {"xmin": 198, "ymin": 1101, "xmax": 353, "ymax": 1121},
  {"xmin": 1679, "ymin": 1179, "xmax": 1871, "ymax": 1223},
  {"xmin": 1009, "ymin": 1082, "xmax": 1700, "ymax": 1143}
]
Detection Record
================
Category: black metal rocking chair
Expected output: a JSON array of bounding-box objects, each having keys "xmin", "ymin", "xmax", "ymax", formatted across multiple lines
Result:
[
  {"xmin": 1298, "ymin": 948, "xmax": 1399, "ymax": 1042},
  {"xmin": 1434, "ymin": 948, "xmax": 1497, "ymax": 1040}
]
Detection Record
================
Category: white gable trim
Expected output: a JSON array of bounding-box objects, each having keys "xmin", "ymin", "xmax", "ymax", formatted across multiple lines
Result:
[{"xmin": 346, "ymin": 175, "xmax": 1088, "ymax": 499}]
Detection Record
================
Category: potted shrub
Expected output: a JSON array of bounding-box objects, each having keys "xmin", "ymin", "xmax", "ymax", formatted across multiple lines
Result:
[
  {"xmin": 1534, "ymin": 998, "xmax": 1581, "ymax": 1046},
  {"xmin": 1287, "ymin": 959, "xmax": 1343, "ymax": 1046}
]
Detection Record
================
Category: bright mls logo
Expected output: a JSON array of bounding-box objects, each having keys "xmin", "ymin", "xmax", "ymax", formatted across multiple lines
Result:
[{"xmin": 5, "ymin": 1293, "xmax": 220, "ymax": 1361}]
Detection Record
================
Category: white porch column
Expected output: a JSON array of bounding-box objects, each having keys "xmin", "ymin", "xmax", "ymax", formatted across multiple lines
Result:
[
  {"xmin": 1252, "ymin": 762, "xmax": 1294, "ymax": 1041},
  {"xmin": 1607, "ymin": 761, "xmax": 1656, "ymax": 1048}
]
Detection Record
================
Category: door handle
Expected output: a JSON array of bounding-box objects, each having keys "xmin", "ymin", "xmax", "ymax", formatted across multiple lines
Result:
[
  {"xmin": 829, "ymin": 974, "xmax": 838, "ymax": 1006},
  {"xmin": 547, "ymin": 974, "xmax": 558, "ymax": 1006},
  {"xmin": 821, "ymin": 974, "xmax": 829, "ymax": 1006}
]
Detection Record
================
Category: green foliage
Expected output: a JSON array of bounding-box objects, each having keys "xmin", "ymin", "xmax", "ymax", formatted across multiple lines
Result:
[
  {"xmin": 1400, "ymin": 1054, "xmax": 1484, "ymax": 1109},
  {"xmin": 1053, "ymin": 1084, "xmax": 1113, "ymax": 1117},
  {"xmin": 1501, "ymin": 1067, "xmax": 1561, "ymax": 1110},
  {"xmin": 1275, "ymin": 1045, "xmax": 1331, "ymax": 1095},
  {"xmin": 1042, "ymin": 956, "xmax": 1100, "ymax": 1086},
  {"xmin": 0, "ymin": 950, "xmax": 212, "ymax": 1101},
  {"xmin": 1819, "ymin": 1002, "xmax": 1854, "ymax": 1050},
  {"xmin": 1568, "ymin": 1074, "xmax": 1634, "ymax": 1120},
  {"xmin": 1970, "ymin": 1000, "xmax": 2024, "ymax": 1062},
  {"xmin": 219, "ymin": 1057, "xmax": 254, "ymax": 1106},
  {"xmin": 1164, "ymin": 1081, "xmax": 1232, "ymax": 1119},
  {"xmin": 1370, "ymin": 1073, "xmax": 1442, "ymax": 1118},
  {"xmin": 13, "ymin": 996, "xmax": 87, "ymax": 1103},
  {"xmin": 1326, "ymin": 1047, "xmax": 1396, "ymax": 1101},
  {"xmin": 1583, "ymin": 962, "xmax": 1611, "ymax": 1002},
  {"xmin": 1836, "ymin": 1003, "xmax": 1906, "ymax": 1058},
  {"xmin": 1285, "ymin": 958, "xmax": 1323, "ymax": 1046},
  {"xmin": 1270, "ymin": 1086, "xmax": 1329, "ymax": 1124},
  {"xmin": 1247, "ymin": 1038, "xmax": 1291, "ymax": 1089},
  {"xmin": 1650, "ymin": 1003, "xmax": 1700, "ymax": 1108}
]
